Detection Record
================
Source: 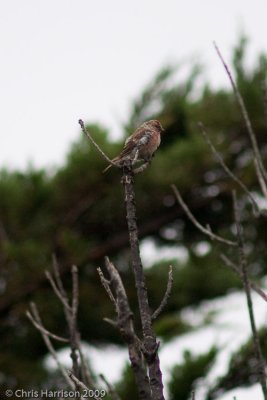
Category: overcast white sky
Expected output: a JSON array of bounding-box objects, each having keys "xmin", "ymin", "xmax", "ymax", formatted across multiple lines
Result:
[{"xmin": 1, "ymin": 0, "xmax": 267, "ymax": 170}]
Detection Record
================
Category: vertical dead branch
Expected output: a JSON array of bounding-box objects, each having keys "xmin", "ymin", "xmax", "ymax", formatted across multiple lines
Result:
[
  {"xmin": 233, "ymin": 192, "xmax": 267, "ymax": 399},
  {"xmin": 100, "ymin": 257, "xmax": 152, "ymax": 400},
  {"xmin": 79, "ymin": 119, "xmax": 170, "ymax": 399},
  {"xmin": 69, "ymin": 265, "xmax": 80, "ymax": 378},
  {"xmin": 122, "ymin": 162, "xmax": 165, "ymax": 400}
]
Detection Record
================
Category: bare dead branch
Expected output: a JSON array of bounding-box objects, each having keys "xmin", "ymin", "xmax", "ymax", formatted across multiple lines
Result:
[
  {"xmin": 45, "ymin": 270, "xmax": 72, "ymax": 313},
  {"xmin": 103, "ymin": 257, "xmax": 133, "ymax": 328},
  {"xmin": 261, "ymin": 79, "xmax": 267, "ymax": 130},
  {"xmin": 220, "ymin": 253, "xmax": 267, "ymax": 302},
  {"xmin": 152, "ymin": 266, "xmax": 173, "ymax": 320},
  {"xmin": 99, "ymin": 373, "xmax": 122, "ymax": 400},
  {"xmin": 52, "ymin": 254, "xmax": 68, "ymax": 298},
  {"xmin": 62, "ymin": 264, "xmax": 96, "ymax": 388},
  {"xmin": 97, "ymin": 267, "xmax": 117, "ymax": 309},
  {"xmin": 29, "ymin": 303, "xmax": 74, "ymax": 388},
  {"xmin": 171, "ymin": 184, "xmax": 237, "ymax": 246},
  {"xmin": 103, "ymin": 317, "xmax": 118, "ymax": 328},
  {"xmin": 76, "ymin": 348, "xmax": 96, "ymax": 390},
  {"xmin": 68, "ymin": 369, "xmax": 89, "ymax": 391},
  {"xmin": 66, "ymin": 266, "xmax": 80, "ymax": 380},
  {"xmin": 47, "ymin": 261, "xmax": 95, "ymax": 388},
  {"xmin": 78, "ymin": 119, "xmax": 118, "ymax": 168},
  {"xmin": 30, "ymin": 259, "xmax": 97, "ymax": 390},
  {"xmin": 71, "ymin": 265, "xmax": 79, "ymax": 319},
  {"xmin": 68, "ymin": 370, "xmax": 101, "ymax": 400},
  {"xmin": 213, "ymin": 42, "xmax": 267, "ymax": 197},
  {"xmin": 103, "ymin": 256, "xmax": 152, "ymax": 400},
  {"xmin": 122, "ymin": 163, "xmax": 165, "ymax": 399},
  {"xmin": 26, "ymin": 310, "xmax": 69, "ymax": 343},
  {"xmin": 45, "ymin": 268, "xmax": 79, "ymax": 378},
  {"xmin": 133, "ymin": 160, "xmax": 151, "ymax": 174},
  {"xmin": 198, "ymin": 121, "xmax": 260, "ymax": 216},
  {"xmin": 233, "ymin": 191, "xmax": 267, "ymax": 399}
]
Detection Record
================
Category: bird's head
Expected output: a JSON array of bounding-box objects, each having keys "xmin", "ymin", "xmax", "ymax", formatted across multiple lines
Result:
[{"xmin": 146, "ymin": 119, "xmax": 164, "ymax": 134}]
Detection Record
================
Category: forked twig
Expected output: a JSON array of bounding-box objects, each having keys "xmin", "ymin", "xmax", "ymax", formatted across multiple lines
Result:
[
  {"xmin": 152, "ymin": 266, "xmax": 173, "ymax": 320},
  {"xmin": 171, "ymin": 184, "xmax": 237, "ymax": 246},
  {"xmin": 46, "ymin": 259, "xmax": 96, "ymax": 389}
]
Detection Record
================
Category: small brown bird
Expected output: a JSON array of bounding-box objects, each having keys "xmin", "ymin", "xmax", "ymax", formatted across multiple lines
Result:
[{"xmin": 103, "ymin": 120, "xmax": 164, "ymax": 172}]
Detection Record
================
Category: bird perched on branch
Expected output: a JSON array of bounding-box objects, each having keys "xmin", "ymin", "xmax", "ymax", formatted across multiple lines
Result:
[{"xmin": 103, "ymin": 120, "xmax": 164, "ymax": 172}]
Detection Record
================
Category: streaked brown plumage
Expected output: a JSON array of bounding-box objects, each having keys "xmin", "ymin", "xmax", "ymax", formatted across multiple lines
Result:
[{"xmin": 103, "ymin": 120, "xmax": 164, "ymax": 172}]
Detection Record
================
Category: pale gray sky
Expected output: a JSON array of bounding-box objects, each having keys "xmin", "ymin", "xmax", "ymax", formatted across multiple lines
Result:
[{"xmin": 1, "ymin": 0, "xmax": 266, "ymax": 170}]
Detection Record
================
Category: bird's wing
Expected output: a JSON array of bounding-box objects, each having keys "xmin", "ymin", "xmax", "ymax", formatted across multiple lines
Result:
[{"xmin": 119, "ymin": 130, "xmax": 152, "ymax": 159}]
